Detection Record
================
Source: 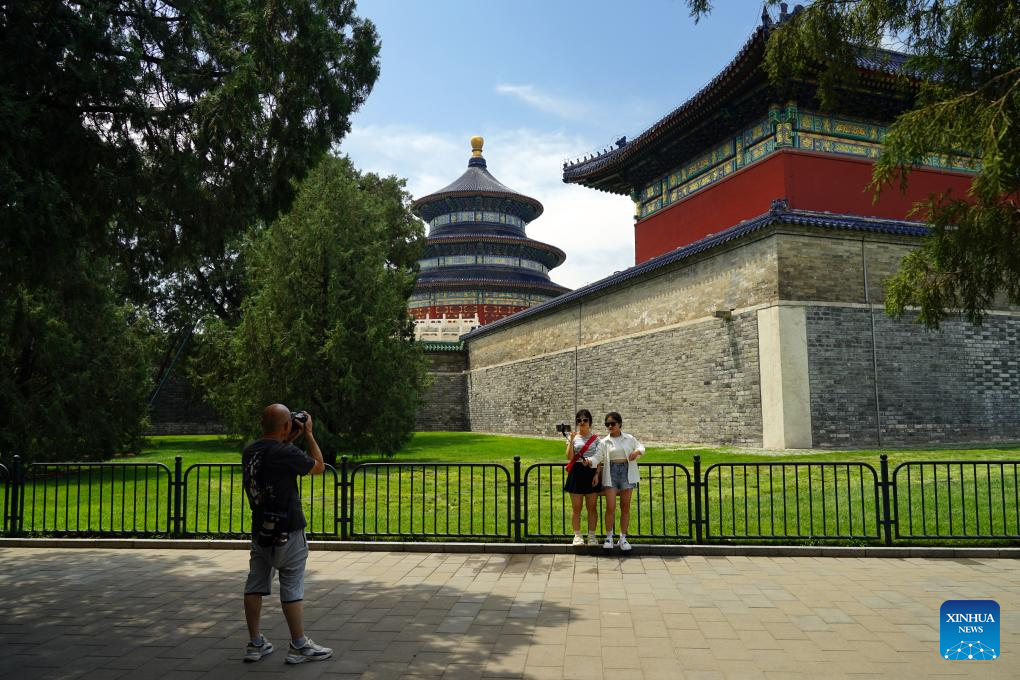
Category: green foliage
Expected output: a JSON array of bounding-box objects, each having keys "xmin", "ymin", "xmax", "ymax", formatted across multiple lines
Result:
[
  {"xmin": 689, "ymin": 0, "xmax": 1020, "ymax": 327},
  {"xmin": 192, "ymin": 156, "xmax": 428, "ymax": 461},
  {"xmin": 1, "ymin": 0, "xmax": 380, "ymax": 296},
  {"xmin": 0, "ymin": 259, "xmax": 155, "ymax": 462},
  {"xmin": 0, "ymin": 1, "xmax": 380, "ymax": 460}
]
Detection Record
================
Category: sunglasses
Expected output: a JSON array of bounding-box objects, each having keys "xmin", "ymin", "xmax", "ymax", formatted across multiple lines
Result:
[
  {"xmin": 575, "ymin": 418, "xmax": 590, "ymax": 424},
  {"xmin": 605, "ymin": 421, "xmax": 619, "ymax": 427}
]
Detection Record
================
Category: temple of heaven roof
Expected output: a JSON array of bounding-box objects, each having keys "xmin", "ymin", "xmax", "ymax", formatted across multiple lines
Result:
[{"xmin": 410, "ymin": 137, "xmax": 569, "ymax": 337}]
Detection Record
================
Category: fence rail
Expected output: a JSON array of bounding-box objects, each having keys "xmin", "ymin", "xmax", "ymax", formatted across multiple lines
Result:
[
  {"xmin": 20, "ymin": 462, "xmax": 172, "ymax": 535},
  {"xmin": 523, "ymin": 463, "xmax": 691, "ymax": 541},
  {"xmin": 1, "ymin": 454, "xmax": 1018, "ymax": 544},
  {"xmin": 1, "ymin": 463, "xmax": 10, "ymax": 535},
  {"xmin": 893, "ymin": 461, "xmax": 1020, "ymax": 539},
  {"xmin": 350, "ymin": 463, "xmax": 512, "ymax": 540},
  {"xmin": 703, "ymin": 462, "xmax": 881, "ymax": 540}
]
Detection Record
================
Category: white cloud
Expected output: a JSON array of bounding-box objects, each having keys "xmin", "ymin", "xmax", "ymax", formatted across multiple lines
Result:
[
  {"xmin": 495, "ymin": 83, "xmax": 587, "ymax": 120},
  {"xmin": 339, "ymin": 124, "xmax": 635, "ymax": 290}
]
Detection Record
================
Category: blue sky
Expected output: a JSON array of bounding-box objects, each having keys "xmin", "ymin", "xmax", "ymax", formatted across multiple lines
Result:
[{"xmin": 341, "ymin": 1, "xmax": 770, "ymax": 289}]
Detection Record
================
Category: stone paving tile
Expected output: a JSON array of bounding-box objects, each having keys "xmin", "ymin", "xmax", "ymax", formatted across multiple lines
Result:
[{"xmin": 1, "ymin": 549, "xmax": 1019, "ymax": 678}]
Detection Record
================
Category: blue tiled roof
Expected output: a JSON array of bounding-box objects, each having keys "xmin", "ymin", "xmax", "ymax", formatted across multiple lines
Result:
[
  {"xmin": 461, "ymin": 205, "xmax": 929, "ymax": 341},
  {"xmin": 424, "ymin": 233, "xmax": 567, "ymax": 264},
  {"xmin": 562, "ymin": 21, "xmax": 915, "ymax": 188},
  {"xmin": 413, "ymin": 156, "xmax": 544, "ymax": 222}
]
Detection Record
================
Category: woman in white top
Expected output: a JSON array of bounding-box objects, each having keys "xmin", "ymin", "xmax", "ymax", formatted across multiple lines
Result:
[
  {"xmin": 586, "ymin": 411, "xmax": 645, "ymax": 551},
  {"xmin": 562, "ymin": 409, "xmax": 602, "ymax": 546}
]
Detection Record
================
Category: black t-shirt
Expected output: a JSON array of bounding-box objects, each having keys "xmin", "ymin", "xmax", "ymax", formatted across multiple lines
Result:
[{"xmin": 242, "ymin": 439, "xmax": 315, "ymax": 532}]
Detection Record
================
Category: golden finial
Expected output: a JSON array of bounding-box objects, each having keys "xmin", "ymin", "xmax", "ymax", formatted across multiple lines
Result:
[{"xmin": 470, "ymin": 135, "xmax": 484, "ymax": 157}]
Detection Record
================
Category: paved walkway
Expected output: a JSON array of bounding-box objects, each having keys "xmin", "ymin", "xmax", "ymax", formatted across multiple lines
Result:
[{"xmin": 0, "ymin": 548, "xmax": 1016, "ymax": 679}]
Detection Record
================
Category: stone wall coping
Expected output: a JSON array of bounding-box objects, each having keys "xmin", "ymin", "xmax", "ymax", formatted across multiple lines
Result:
[{"xmin": 1, "ymin": 537, "xmax": 1017, "ymax": 558}]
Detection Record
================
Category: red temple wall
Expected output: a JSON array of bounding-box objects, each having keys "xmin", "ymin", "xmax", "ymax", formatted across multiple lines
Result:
[
  {"xmin": 410, "ymin": 304, "xmax": 529, "ymax": 325},
  {"xmin": 634, "ymin": 150, "xmax": 975, "ymax": 264}
]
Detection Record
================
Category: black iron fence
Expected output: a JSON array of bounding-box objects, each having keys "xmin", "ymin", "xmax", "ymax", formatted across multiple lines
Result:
[
  {"xmin": 350, "ymin": 463, "xmax": 512, "ymax": 540},
  {"xmin": 893, "ymin": 461, "xmax": 1020, "ymax": 540},
  {"xmin": 523, "ymin": 462, "xmax": 692, "ymax": 542},
  {"xmin": 703, "ymin": 462, "xmax": 881, "ymax": 541},
  {"xmin": 1, "ymin": 454, "xmax": 1018, "ymax": 544},
  {"xmin": 20, "ymin": 462, "xmax": 172, "ymax": 535}
]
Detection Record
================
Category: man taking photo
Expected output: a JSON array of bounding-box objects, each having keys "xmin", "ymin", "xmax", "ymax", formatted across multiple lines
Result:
[{"xmin": 242, "ymin": 403, "xmax": 333, "ymax": 664}]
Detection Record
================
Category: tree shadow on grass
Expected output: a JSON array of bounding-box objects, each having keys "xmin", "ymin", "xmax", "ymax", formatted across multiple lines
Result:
[{"xmin": 0, "ymin": 547, "xmax": 575, "ymax": 679}]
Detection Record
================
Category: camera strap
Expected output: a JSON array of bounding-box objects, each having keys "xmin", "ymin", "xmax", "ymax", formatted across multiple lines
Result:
[{"xmin": 565, "ymin": 435, "xmax": 598, "ymax": 473}]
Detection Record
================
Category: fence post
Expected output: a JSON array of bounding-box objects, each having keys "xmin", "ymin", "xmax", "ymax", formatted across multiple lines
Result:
[
  {"xmin": 513, "ymin": 456, "xmax": 522, "ymax": 542},
  {"xmin": 879, "ymin": 454, "xmax": 893, "ymax": 546},
  {"xmin": 172, "ymin": 455, "xmax": 183, "ymax": 537},
  {"xmin": 0, "ymin": 460, "xmax": 5, "ymax": 536},
  {"xmin": 692, "ymin": 455, "xmax": 703, "ymax": 544},
  {"xmin": 7, "ymin": 455, "xmax": 23, "ymax": 536},
  {"xmin": 339, "ymin": 455, "xmax": 349, "ymax": 541}
]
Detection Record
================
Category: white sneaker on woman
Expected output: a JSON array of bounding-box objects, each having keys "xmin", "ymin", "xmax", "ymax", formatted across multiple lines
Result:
[
  {"xmin": 618, "ymin": 537, "xmax": 632, "ymax": 552},
  {"xmin": 571, "ymin": 534, "xmax": 585, "ymax": 546},
  {"xmin": 602, "ymin": 535, "xmax": 614, "ymax": 549}
]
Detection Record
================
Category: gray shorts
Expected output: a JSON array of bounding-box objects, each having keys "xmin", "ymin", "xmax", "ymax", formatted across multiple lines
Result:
[
  {"xmin": 244, "ymin": 530, "xmax": 308, "ymax": 602},
  {"xmin": 608, "ymin": 462, "xmax": 637, "ymax": 491}
]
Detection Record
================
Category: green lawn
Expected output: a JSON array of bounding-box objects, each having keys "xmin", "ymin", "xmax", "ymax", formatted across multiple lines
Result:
[
  {"xmin": 8, "ymin": 433, "xmax": 1020, "ymax": 544},
  {"xmin": 132, "ymin": 431, "xmax": 1020, "ymax": 467}
]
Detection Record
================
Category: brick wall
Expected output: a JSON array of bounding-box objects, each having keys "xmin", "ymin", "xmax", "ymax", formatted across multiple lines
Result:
[
  {"xmin": 467, "ymin": 237, "xmax": 775, "ymax": 444},
  {"xmin": 468, "ymin": 314, "xmax": 762, "ymax": 444},
  {"xmin": 147, "ymin": 372, "xmax": 227, "ymax": 435},
  {"xmin": 806, "ymin": 306, "xmax": 1020, "ymax": 446},
  {"xmin": 415, "ymin": 350, "xmax": 469, "ymax": 431}
]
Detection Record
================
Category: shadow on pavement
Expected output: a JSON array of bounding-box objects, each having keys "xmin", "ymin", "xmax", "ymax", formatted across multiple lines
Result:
[{"xmin": 0, "ymin": 547, "xmax": 575, "ymax": 679}]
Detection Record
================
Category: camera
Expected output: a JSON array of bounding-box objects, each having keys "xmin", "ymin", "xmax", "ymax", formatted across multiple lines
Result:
[
  {"xmin": 290, "ymin": 411, "xmax": 308, "ymax": 437},
  {"xmin": 256, "ymin": 510, "xmax": 290, "ymax": 547},
  {"xmin": 555, "ymin": 423, "xmax": 571, "ymax": 438}
]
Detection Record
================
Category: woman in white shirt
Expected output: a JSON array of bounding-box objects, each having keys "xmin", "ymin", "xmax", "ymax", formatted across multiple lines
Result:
[
  {"xmin": 586, "ymin": 411, "xmax": 645, "ymax": 551},
  {"xmin": 562, "ymin": 409, "xmax": 602, "ymax": 546}
]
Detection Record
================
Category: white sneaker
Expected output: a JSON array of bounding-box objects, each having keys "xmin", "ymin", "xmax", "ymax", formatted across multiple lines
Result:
[
  {"xmin": 618, "ymin": 537, "xmax": 632, "ymax": 552},
  {"xmin": 587, "ymin": 534, "xmax": 598, "ymax": 546},
  {"xmin": 285, "ymin": 638, "xmax": 333, "ymax": 664},
  {"xmin": 602, "ymin": 535, "xmax": 614, "ymax": 549},
  {"xmin": 244, "ymin": 638, "xmax": 274, "ymax": 662},
  {"xmin": 571, "ymin": 534, "xmax": 585, "ymax": 546}
]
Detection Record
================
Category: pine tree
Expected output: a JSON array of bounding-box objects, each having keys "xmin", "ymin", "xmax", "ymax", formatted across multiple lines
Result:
[{"xmin": 193, "ymin": 156, "xmax": 428, "ymax": 461}]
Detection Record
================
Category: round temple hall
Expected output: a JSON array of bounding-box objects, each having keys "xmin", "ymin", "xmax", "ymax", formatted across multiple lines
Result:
[{"xmin": 410, "ymin": 136, "xmax": 569, "ymax": 339}]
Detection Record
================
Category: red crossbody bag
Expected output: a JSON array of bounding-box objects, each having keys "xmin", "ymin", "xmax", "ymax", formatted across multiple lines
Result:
[{"xmin": 565, "ymin": 435, "xmax": 599, "ymax": 473}]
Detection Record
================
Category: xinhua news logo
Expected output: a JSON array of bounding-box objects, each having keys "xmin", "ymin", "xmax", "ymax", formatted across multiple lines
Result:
[{"xmin": 940, "ymin": 600, "xmax": 1000, "ymax": 661}]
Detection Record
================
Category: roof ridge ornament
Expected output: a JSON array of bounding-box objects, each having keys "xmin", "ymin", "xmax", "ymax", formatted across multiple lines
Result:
[
  {"xmin": 468, "ymin": 135, "xmax": 486, "ymax": 168},
  {"xmin": 763, "ymin": 2, "xmax": 804, "ymax": 28}
]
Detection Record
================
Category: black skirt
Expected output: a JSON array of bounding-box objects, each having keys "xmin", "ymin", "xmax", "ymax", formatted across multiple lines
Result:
[{"xmin": 563, "ymin": 461, "xmax": 600, "ymax": 494}]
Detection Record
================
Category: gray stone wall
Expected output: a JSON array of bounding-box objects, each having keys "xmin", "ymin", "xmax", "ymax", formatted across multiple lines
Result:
[
  {"xmin": 468, "ymin": 351, "xmax": 575, "ymax": 437},
  {"xmin": 467, "ymin": 235, "xmax": 775, "ymax": 444},
  {"xmin": 464, "ymin": 236, "xmax": 778, "ymax": 444},
  {"xmin": 468, "ymin": 315, "xmax": 763, "ymax": 445},
  {"xmin": 147, "ymin": 373, "xmax": 227, "ymax": 435},
  {"xmin": 807, "ymin": 306, "xmax": 1020, "ymax": 446},
  {"xmin": 576, "ymin": 312, "xmax": 761, "ymax": 445},
  {"xmin": 415, "ymin": 350, "xmax": 469, "ymax": 431}
]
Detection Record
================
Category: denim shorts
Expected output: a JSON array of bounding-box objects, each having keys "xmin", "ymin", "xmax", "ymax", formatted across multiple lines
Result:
[
  {"xmin": 608, "ymin": 461, "xmax": 636, "ymax": 491},
  {"xmin": 244, "ymin": 530, "xmax": 308, "ymax": 603}
]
